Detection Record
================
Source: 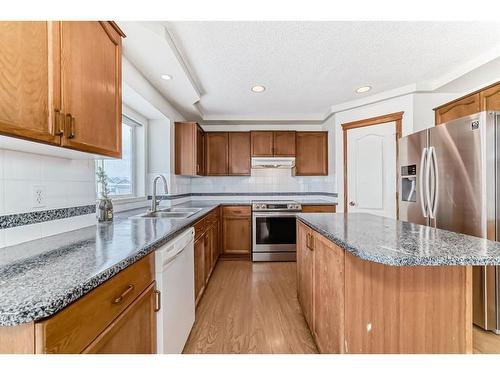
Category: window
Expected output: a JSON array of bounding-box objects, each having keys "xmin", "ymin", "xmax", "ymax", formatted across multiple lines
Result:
[{"xmin": 97, "ymin": 115, "xmax": 145, "ymax": 199}]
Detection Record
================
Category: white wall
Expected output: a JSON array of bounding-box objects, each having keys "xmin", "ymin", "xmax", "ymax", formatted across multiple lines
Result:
[{"xmin": 412, "ymin": 93, "xmax": 459, "ymax": 132}]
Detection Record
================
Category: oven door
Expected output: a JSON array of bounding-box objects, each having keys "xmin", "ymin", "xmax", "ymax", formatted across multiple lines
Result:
[{"xmin": 252, "ymin": 212, "xmax": 297, "ymax": 253}]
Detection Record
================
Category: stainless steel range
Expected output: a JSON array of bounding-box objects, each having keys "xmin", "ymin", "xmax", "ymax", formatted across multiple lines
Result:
[{"xmin": 252, "ymin": 200, "xmax": 302, "ymax": 262}]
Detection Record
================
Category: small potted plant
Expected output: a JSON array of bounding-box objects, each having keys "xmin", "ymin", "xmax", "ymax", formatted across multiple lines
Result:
[{"xmin": 96, "ymin": 166, "xmax": 113, "ymax": 222}]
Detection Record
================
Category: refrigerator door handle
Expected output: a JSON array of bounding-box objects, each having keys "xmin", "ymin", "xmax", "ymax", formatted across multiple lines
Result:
[
  {"xmin": 425, "ymin": 146, "xmax": 433, "ymax": 219},
  {"xmin": 429, "ymin": 146, "xmax": 439, "ymax": 219},
  {"xmin": 419, "ymin": 147, "xmax": 428, "ymax": 218}
]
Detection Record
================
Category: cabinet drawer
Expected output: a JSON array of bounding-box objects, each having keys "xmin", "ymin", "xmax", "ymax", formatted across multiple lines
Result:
[
  {"xmin": 222, "ymin": 205, "xmax": 251, "ymax": 217},
  {"xmin": 34, "ymin": 254, "xmax": 154, "ymax": 353},
  {"xmin": 301, "ymin": 205, "xmax": 336, "ymax": 213}
]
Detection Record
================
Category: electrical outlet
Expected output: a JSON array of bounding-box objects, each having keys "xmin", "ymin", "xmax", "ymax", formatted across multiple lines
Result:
[{"xmin": 32, "ymin": 185, "xmax": 46, "ymax": 208}]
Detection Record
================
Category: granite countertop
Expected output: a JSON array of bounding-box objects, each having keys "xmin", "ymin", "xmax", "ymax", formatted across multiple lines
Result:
[
  {"xmin": 297, "ymin": 213, "xmax": 500, "ymax": 266},
  {"xmin": 0, "ymin": 198, "xmax": 336, "ymax": 326}
]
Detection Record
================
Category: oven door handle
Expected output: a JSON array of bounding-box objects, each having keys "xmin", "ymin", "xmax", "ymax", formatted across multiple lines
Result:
[{"xmin": 252, "ymin": 212, "xmax": 299, "ymax": 218}]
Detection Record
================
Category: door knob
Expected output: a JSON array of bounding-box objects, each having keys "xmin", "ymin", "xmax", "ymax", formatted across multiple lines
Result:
[{"xmin": 349, "ymin": 201, "xmax": 356, "ymax": 207}]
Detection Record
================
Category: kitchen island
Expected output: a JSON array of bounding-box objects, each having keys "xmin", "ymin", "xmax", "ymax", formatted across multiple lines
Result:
[{"xmin": 296, "ymin": 213, "xmax": 500, "ymax": 354}]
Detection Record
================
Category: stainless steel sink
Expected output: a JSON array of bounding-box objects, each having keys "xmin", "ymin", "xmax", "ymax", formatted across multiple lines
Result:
[{"xmin": 130, "ymin": 208, "xmax": 203, "ymax": 219}]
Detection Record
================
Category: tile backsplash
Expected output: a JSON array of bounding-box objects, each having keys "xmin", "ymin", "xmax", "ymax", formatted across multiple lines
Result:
[
  {"xmin": 190, "ymin": 168, "xmax": 336, "ymax": 194},
  {"xmin": 0, "ymin": 150, "xmax": 96, "ymax": 248}
]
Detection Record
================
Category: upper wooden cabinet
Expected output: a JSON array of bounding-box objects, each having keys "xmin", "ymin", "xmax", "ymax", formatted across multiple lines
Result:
[
  {"xmin": 434, "ymin": 93, "xmax": 480, "ymax": 125},
  {"xmin": 274, "ymin": 131, "xmax": 296, "ymax": 156},
  {"xmin": 251, "ymin": 131, "xmax": 296, "ymax": 157},
  {"xmin": 59, "ymin": 22, "xmax": 123, "ymax": 157},
  {"xmin": 206, "ymin": 132, "xmax": 229, "ymax": 175},
  {"xmin": 434, "ymin": 81, "xmax": 500, "ymax": 125},
  {"xmin": 0, "ymin": 22, "xmax": 60, "ymax": 145},
  {"xmin": 295, "ymin": 131, "xmax": 328, "ymax": 176},
  {"xmin": 175, "ymin": 122, "xmax": 205, "ymax": 176},
  {"xmin": 228, "ymin": 132, "xmax": 251, "ymax": 175},
  {"xmin": 0, "ymin": 21, "xmax": 125, "ymax": 157}
]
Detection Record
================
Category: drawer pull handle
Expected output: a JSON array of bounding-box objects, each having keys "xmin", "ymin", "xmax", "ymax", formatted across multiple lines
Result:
[
  {"xmin": 113, "ymin": 284, "xmax": 135, "ymax": 304},
  {"xmin": 154, "ymin": 290, "xmax": 161, "ymax": 312}
]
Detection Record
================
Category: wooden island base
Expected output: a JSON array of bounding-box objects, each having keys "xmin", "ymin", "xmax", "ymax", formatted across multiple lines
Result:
[{"xmin": 297, "ymin": 220, "xmax": 473, "ymax": 354}]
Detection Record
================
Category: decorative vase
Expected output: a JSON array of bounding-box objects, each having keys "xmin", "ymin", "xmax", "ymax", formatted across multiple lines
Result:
[{"xmin": 97, "ymin": 198, "xmax": 114, "ymax": 222}]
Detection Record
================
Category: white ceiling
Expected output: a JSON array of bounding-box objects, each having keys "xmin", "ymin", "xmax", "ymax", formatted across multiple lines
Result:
[{"xmin": 122, "ymin": 21, "xmax": 500, "ymax": 122}]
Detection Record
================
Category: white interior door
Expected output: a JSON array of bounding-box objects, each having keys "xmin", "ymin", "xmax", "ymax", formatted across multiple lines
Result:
[{"xmin": 346, "ymin": 122, "xmax": 397, "ymax": 218}]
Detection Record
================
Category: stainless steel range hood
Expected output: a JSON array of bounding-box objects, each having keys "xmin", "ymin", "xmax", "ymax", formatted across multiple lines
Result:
[{"xmin": 251, "ymin": 157, "xmax": 295, "ymax": 169}]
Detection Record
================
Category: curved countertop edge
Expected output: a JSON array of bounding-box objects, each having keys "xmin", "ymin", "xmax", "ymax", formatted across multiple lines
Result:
[{"xmin": 297, "ymin": 214, "xmax": 500, "ymax": 267}]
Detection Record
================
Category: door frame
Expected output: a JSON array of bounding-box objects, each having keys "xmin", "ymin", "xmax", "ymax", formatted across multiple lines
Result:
[{"xmin": 341, "ymin": 111, "xmax": 404, "ymax": 218}]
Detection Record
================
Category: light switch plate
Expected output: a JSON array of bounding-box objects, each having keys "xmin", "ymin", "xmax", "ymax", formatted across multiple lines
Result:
[{"xmin": 32, "ymin": 185, "xmax": 46, "ymax": 208}]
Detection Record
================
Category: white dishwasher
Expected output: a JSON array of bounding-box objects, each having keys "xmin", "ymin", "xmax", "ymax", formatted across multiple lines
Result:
[{"xmin": 155, "ymin": 227, "xmax": 195, "ymax": 354}]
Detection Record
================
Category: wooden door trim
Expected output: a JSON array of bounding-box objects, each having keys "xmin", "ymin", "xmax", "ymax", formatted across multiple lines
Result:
[{"xmin": 341, "ymin": 112, "xmax": 403, "ymax": 217}]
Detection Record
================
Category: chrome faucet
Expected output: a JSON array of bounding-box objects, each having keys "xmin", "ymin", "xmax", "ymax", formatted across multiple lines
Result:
[{"xmin": 150, "ymin": 175, "xmax": 168, "ymax": 213}]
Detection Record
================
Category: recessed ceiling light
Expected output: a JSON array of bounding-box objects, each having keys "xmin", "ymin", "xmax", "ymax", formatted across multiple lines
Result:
[
  {"xmin": 356, "ymin": 85, "xmax": 371, "ymax": 93},
  {"xmin": 161, "ymin": 74, "xmax": 172, "ymax": 81},
  {"xmin": 251, "ymin": 85, "xmax": 266, "ymax": 93}
]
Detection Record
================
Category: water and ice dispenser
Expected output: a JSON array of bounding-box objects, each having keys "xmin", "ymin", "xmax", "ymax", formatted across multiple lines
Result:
[{"xmin": 401, "ymin": 165, "xmax": 417, "ymax": 202}]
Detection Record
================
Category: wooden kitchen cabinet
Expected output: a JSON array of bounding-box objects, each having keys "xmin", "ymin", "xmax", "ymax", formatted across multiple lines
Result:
[
  {"xmin": 0, "ymin": 22, "xmax": 60, "ymax": 145},
  {"xmin": 434, "ymin": 81, "xmax": 500, "ymax": 125},
  {"xmin": 222, "ymin": 206, "xmax": 252, "ymax": 257},
  {"xmin": 228, "ymin": 132, "xmax": 251, "ymax": 175},
  {"xmin": 301, "ymin": 205, "xmax": 336, "ymax": 213},
  {"xmin": 82, "ymin": 283, "xmax": 157, "ymax": 354},
  {"xmin": 251, "ymin": 131, "xmax": 274, "ymax": 156},
  {"xmin": 175, "ymin": 122, "xmax": 205, "ymax": 176},
  {"xmin": 273, "ymin": 131, "xmax": 296, "ymax": 156},
  {"xmin": 0, "ymin": 254, "xmax": 157, "ymax": 354},
  {"xmin": 205, "ymin": 132, "xmax": 229, "ymax": 175},
  {"xmin": 295, "ymin": 131, "xmax": 328, "ymax": 176},
  {"xmin": 296, "ymin": 220, "xmax": 314, "ymax": 330},
  {"xmin": 0, "ymin": 21, "xmax": 124, "ymax": 157},
  {"xmin": 313, "ymin": 233, "xmax": 345, "ymax": 354},
  {"xmin": 59, "ymin": 22, "xmax": 123, "ymax": 157},
  {"xmin": 251, "ymin": 131, "xmax": 296, "ymax": 157},
  {"xmin": 193, "ymin": 208, "xmax": 221, "ymax": 307}
]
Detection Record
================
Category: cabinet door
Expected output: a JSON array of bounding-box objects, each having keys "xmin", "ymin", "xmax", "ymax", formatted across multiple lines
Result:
[
  {"xmin": 296, "ymin": 132, "xmax": 328, "ymax": 176},
  {"xmin": 251, "ymin": 131, "xmax": 274, "ymax": 156},
  {"xmin": 273, "ymin": 131, "xmax": 296, "ymax": 156},
  {"xmin": 313, "ymin": 233, "xmax": 345, "ymax": 353},
  {"xmin": 480, "ymin": 82, "xmax": 500, "ymax": 111},
  {"xmin": 228, "ymin": 132, "xmax": 251, "ymax": 175},
  {"xmin": 204, "ymin": 230, "xmax": 213, "ymax": 283},
  {"xmin": 196, "ymin": 124, "xmax": 205, "ymax": 175},
  {"xmin": 82, "ymin": 283, "xmax": 157, "ymax": 354},
  {"xmin": 222, "ymin": 216, "xmax": 251, "ymax": 255},
  {"xmin": 212, "ymin": 217, "xmax": 220, "ymax": 265},
  {"xmin": 194, "ymin": 236, "xmax": 205, "ymax": 306},
  {"xmin": 60, "ymin": 21, "xmax": 122, "ymax": 157},
  {"xmin": 297, "ymin": 221, "xmax": 314, "ymax": 330},
  {"xmin": 434, "ymin": 93, "xmax": 480, "ymax": 125},
  {"xmin": 205, "ymin": 132, "xmax": 229, "ymax": 175},
  {"xmin": 0, "ymin": 21, "xmax": 61, "ymax": 145}
]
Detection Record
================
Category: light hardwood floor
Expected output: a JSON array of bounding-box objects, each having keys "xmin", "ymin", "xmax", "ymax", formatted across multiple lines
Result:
[
  {"xmin": 183, "ymin": 260, "xmax": 318, "ymax": 354},
  {"xmin": 473, "ymin": 325, "xmax": 500, "ymax": 354}
]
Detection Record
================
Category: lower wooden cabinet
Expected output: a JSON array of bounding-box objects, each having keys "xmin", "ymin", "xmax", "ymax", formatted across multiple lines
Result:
[
  {"xmin": 301, "ymin": 204, "xmax": 336, "ymax": 213},
  {"xmin": 0, "ymin": 254, "xmax": 157, "ymax": 354},
  {"xmin": 297, "ymin": 220, "xmax": 315, "ymax": 329},
  {"xmin": 82, "ymin": 283, "xmax": 157, "ymax": 354},
  {"xmin": 313, "ymin": 234, "xmax": 345, "ymax": 354},
  {"xmin": 193, "ymin": 208, "xmax": 221, "ymax": 307},
  {"xmin": 222, "ymin": 206, "xmax": 252, "ymax": 257},
  {"xmin": 297, "ymin": 220, "xmax": 345, "ymax": 354}
]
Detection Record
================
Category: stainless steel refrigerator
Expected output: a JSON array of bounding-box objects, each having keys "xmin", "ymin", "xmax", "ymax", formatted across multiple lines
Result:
[{"xmin": 399, "ymin": 111, "xmax": 500, "ymax": 333}]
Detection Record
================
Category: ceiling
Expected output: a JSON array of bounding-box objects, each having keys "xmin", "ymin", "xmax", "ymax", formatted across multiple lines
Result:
[{"xmin": 121, "ymin": 21, "xmax": 500, "ymax": 122}]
